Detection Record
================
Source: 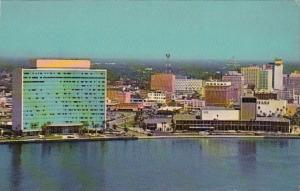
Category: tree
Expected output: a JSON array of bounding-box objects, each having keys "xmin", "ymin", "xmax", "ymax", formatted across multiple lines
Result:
[
  {"xmin": 171, "ymin": 114, "xmax": 176, "ymax": 133},
  {"xmin": 82, "ymin": 121, "xmax": 89, "ymax": 134}
]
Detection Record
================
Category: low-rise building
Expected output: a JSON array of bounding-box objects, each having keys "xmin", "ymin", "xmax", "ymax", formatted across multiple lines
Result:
[
  {"xmin": 111, "ymin": 103, "xmax": 143, "ymax": 112},
  {"xmin": 144, "ymin": 117, "xmax": 172, "ymax": 132},
  {"xmin": 200, "ymin": 107, "xmax": 240, "ymax": 121},
  {"xmin": 257, "ymin": 99, "xmax": 287, "ymax": 117},
  {"xmin": 254, "ymin": 91, "xmax": 277, "ymax": 100},
  {"xmin": 176, "ymin": 99, "xmax": 205, "ymax": 110},
  {"xmin": 147, "ymin": 91, "xmax": 166, "ymax": 104},
  {"xmin": 174, "ymin": 114, "xmax": 290, "ymax": 133},
  {"xmin": 107, "ymin": 89, "xmax": 131, "ymax": 104}
]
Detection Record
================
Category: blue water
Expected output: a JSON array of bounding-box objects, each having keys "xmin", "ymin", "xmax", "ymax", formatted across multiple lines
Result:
[{"xmin": 0, "ymin": 139, "xmax": 300, "ymax": 191}]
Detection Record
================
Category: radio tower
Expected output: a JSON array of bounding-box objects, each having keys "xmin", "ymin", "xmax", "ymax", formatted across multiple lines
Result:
[
  {"xmin": 165, "ymin": 52, "xmax": 171, "ymax": 73},
  {"xmin": 227, "ymin": 56, "xmax": 240, "ymax": 71}
]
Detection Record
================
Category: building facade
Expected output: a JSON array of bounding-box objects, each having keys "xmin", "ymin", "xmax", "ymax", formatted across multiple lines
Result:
[
  {"xmin": 176, "ymin": 99, "xmax": 205, "ymax": 110},
  {"xmin": 175, "ymin": 115, "xmax": 290, "ymax": 133},
  {"xmin": 283, "ymin": 72, "xmax": 300, "ymax": 95},
  {"xmin": 257, "ymin": 99, "xmax": 287, "ymax": 117},
  {"xmin": 204, "ymin": 81, "xmax": 233, "ymax": 107},
  {"xmin": 241, "ymin": 66, "xmax": 260, "ymax": 88},
  {"xmin": 201, "ymin": 108, "xmax": 240, "ymax": 121},
  {"xmin": 175, "ymin": 78, "xmax": 202, "ymax": 94},
  {"xmin": 222, "ymin": 71, "xmax": 244, "ymax": 102},
  {"xmin": 147, "ymin": 91, "xmax": 166, "ymax": 104},
  {"xmin": 258, "ymin": 69, "xmax": 273, "ymax": 91},
  {"xmin": 150, "ymin": 73, "xmax": 175, "ymax": 93},
  {"xmin": 240, "ymin": 97, "xmax": 257, "ymax": 121},
  {"xmin": 270, "ymin": 59, "xmax": 284, "ymax": 90},
  {"xmin": 13, "ymin": 59, "xmax": 107, "ymax": 132},
  {"xmin": 107, "ymin": 89, "xmax": 131, "ymax": 104}
]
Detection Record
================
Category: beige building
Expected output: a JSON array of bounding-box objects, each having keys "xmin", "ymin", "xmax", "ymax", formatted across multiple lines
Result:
[
  {"xmin": 257, "ymin": 99, "xmax": 287, "ymax": 117},
  {"xmin": 201, "ymin": 107, "xmax": 240, "ymax": 121}
]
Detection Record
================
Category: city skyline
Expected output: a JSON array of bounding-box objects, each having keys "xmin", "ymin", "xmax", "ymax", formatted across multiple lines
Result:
[{"xmin": 0, "ymin": 1, "xmax": 299, "ymax": 62}]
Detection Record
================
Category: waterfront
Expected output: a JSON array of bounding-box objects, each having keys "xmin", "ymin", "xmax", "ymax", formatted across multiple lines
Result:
[{"xmin": 0, "ymin": 139, "xmax": 300, "ymax": 191}]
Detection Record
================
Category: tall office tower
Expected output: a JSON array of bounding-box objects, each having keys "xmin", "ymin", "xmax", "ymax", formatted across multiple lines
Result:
[
  {"xmin": 150, "ymin": 73, "xmax": 175, "ymax": 93},
  {"xmin": 13, "ymin": 59, "xmax": 107, "ymax": 133},
  {"xmin": 204, "ymin": 81, "xmax": 233, "ymax": 107},
  {"xmin": 241, "ymin": 66, "xmax": 261, "ymax": 89},
  {"xmin": 222, "ymin": 71, "xmax": 244, "ymax": 102},
  {"xmin": 258, "ymin": 69, "xmax": 273, "ymax": 91},
  {"xmin": 269, "ymin": 58, "xmax": 284, "ymax": 90},
  {"xmin": 240, "ymin": 97, "xmax": 257, "ymax": 121}
]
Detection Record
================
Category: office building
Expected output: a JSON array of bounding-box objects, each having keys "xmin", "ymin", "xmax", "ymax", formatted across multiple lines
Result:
[
  {"xmin": 175, "ymin": 78, "xmax": 202, "ymax": 94},
  {"xmin": 240, "ymin": 97, "xmax": 257, "ymax": 121},
  {"xmin": 258, "ymin": 69, "xmax": 273, "ymax": 91},
  {"xmin": 13, "ymin": 59, "xmax": 106, "ymax": 133},
  {"xmin": 241, "ymin": 66, "xmax": 260, "ymax": 89},
  {"xmin": 222, "ymin": 71, "xmax": 244, "ymax": 102},
  {"xmin": 204, "ymin": 81, "xmax": 233, "ymax": 107},
  {"xmin": 107, "ymin": 89, "xmax": 131, "ymax": 104},
  {"xmin": 269, "ymin": 59, "xmax": 284, "ymax": 90},
  {"xmin": 150, "ymin": 73, "xmax": 175, "ymax": 93},
  {"xmin": 283, "ymin": 72, "xmax": 300, "ymax": 94}
]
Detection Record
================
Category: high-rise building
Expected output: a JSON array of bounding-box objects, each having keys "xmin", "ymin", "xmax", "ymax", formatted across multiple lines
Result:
[
  {"xmin": 240, "ymin": 97, "xmax": 257, "ymax": 121},
  {"xmin": 222, "ymin": 71, "xmax": 244, "ymax": 102},
  {"xmin": 258, "ymin": 69, "xmax": 273, "ymax": 91},
  {"xmin": 150, "ymin": 73, "xmax": 175, "ymax": 93},
  {"xmin": 241, "ymin": 66, "xmax": 260, "ymax": 89},
  {"xmin": 241, "ymin": 66, "xmax": 273, "ymax": 91},
  {"xmin": 204, "ymin": 81, "xmax": 233, "ymax": 107},
  {"xmin": 269, "ymin": 59, "xmax": 284, "ymax": 90},
  {"xmin": 13, "ymin": 59, "xmax": 107, "ymax": 133}
]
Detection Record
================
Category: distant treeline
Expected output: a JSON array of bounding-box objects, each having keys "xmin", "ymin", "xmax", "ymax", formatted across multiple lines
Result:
[{"xmin": 0, "ymin": 58, "xmax": 299, "ymax": 82}]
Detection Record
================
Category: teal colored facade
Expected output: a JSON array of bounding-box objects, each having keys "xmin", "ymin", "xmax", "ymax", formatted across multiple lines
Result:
[{"xmin": 13, "ymin": 69, "xmax": 106, "ymax": 132}]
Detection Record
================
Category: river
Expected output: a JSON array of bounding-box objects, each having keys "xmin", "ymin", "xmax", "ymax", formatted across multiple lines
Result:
[{"xmin": 0, "ymin": 138, "xmax": 299, "ymax": 191}]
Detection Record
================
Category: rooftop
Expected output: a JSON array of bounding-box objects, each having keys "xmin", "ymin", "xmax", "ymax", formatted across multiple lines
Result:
[
  {"xmin": 144, "ymin": 117, "xmax": 172, "ymax": 124},
  {"xmin": 201, "ymin": 106, "xmax": 235, "ymax": 110},
  {"xmin": 36, "ymin": 59, "xmax": 91, "ymax": 69}
]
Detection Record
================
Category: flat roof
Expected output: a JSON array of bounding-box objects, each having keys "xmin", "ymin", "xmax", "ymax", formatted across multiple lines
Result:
[
  {"xmin": 36, "ymin": 59, "xmax": 91, "ymax": 69},
  {"xmin": 255, "ymin": 117, "xmax": 290, "ymax": 122},
  {"xmin": 201, "ymin": 106, "xmax": 235, "ymax": 110},
  {"xmin": 144, "ymin": 118, "xmax": 172, "ymax": 124}
]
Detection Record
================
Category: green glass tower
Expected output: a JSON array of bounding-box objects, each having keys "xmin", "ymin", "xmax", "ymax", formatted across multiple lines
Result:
[{"xmin": 13, "ymin": 60, "xmax": 106, "ymax": 133}]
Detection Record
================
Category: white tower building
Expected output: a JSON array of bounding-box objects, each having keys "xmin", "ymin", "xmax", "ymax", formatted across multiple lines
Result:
[{"xmin": 272, "ymin": 59, "xmax": 284, "ymax": 90}]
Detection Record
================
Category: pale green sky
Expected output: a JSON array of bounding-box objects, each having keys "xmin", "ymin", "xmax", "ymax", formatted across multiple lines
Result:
[{"xmin": 0, "ymin": 1, "xmax": 299, "ymax": 61}]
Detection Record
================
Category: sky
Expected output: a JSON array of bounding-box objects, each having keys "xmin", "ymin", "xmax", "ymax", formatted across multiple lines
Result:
[{"xmin": 0, "ymin": 1, "xmax": 299, "ymax": 62}]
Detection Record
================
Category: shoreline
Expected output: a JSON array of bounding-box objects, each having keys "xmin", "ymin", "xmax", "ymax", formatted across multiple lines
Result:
[{"xmin": 1, "ymin": 134, "xmax": 300, "ymax": 144}]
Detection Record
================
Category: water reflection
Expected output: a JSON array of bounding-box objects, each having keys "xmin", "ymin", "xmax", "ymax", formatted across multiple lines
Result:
[
  {"xmin": 238, "ymin": 140, "xmax": 257, "ymax": 173},
  {"xmin": 9, "ymin": 144, "xmax": 23, "ymax": 191},
  {"xmin": 3, "ymin": 139, "xmax": 299, "ymax": 191}
]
